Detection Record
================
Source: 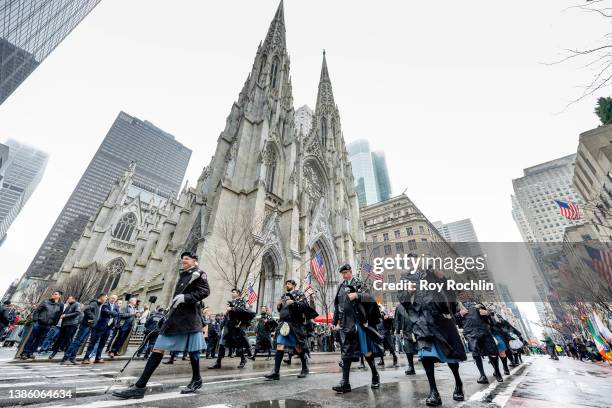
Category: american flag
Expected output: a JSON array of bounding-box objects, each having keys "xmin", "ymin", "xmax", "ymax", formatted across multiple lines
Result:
[
  {"xmin": 303, "ymin": 273, "xmax": 315, "ymax": 297},
  {"xmin": 584, "ymin": 245, "xmax": 612, "ymax": 284},
  {"xmin": 361, "ymin": 260, "xmax": 383, "ymax": 282},
  {"xmin": 246, "ymin": 285, "xmax": 258, "ymax": 305},
  {"xmin": 554, "ymin": 200, "xmax": 580, "ymax": 220},
  {"xmin": 310, "ymin": 253, "xmax": 325, "ymax": 285}
]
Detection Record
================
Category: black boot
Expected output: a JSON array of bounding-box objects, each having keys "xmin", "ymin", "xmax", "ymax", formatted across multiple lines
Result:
[
  {"xmin": 425, "ymin": 390, "xmax": 442, "ymax": 406},
  {"xmin": 477, "ymin": 375, "xmax": 489, "ymax": 384},
  {"xmin": 332, "ymin": 359, "xmax": 352, "ymax": 393},
  {"xmin": 208, "ymin": 346, "xmax": 224, "ymax": 369},
  {"xmin": 297, "ymin": 352, "xmax": 309, "ymax": 378},
  {"xmin": 265, "ymin": 349, "xmax": 284, "ymax": 381},
  {"xmin": 405, "ymin": 353, "xmax": 415, "ymax": 375},
  {"xmin": 163, "ymin": 353, "xmax": 175, "ymax": 365},
  {"xmin": 365, "ymin": 356, "xmax": 380, "ymax": 389},
  {"xmin": 453, "ymin": 385, "xmax": 465, "ymax": 401},
  {"xmin": 112, "ymin": 385, "xmax": 145, "ymax": 400},
  {"xmin": 181, "ymin": 379, "xmax": 202, "ymax": 394},
  {"xmin": 501, "ymin": 356, "xmax": 510, "ymax": 375},
  {"xmin": 237, "ymin": 354, "xmax": 247, "ymax": 369}
]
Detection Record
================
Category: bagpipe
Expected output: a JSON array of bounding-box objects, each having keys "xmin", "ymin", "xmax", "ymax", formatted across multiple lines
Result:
[
  {"xmin": 280, "ymin": 290, "xmax": 318, "ymax": 321},
  {"xmin": 227, "ymin": 299, "xmax": 256, "ymax": 325}
]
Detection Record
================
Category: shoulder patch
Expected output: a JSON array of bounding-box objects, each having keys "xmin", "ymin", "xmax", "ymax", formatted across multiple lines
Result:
[{"xmin": 200, "ymin": 271, "xmax": 208, "ymax": 280}]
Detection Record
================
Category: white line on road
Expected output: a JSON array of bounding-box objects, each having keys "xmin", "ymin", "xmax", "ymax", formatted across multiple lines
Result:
[
  {"xmin": 54, "ymin": 390, "xmax": 198, "ymax": 407},
  {"xmin": 0, "ymin": 376, "xmax": 136, "ymax": 388},
  {"xmin": 491, "ymin": 364, "xmax": 531, "ymax": 406}
]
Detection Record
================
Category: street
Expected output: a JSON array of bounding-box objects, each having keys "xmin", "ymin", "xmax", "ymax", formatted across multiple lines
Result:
[{"xmin": 0, "ymin": 349, "xmax": 608, "ymax": 408}]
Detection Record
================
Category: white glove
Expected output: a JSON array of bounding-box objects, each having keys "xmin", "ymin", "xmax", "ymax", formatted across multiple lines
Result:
[{"xmin": 171, "ymin": 294, "xmax": 185, "ymax": 307}]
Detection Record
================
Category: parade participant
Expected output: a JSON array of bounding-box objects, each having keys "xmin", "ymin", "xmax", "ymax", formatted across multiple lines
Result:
[
  {"xmin": 250, "ymin": 306, "xmax": 276, "ymax": 361},
  {"xmin": 332, "ymin": 264, "xmax": 383, "ymax": 393},
  {"xmin": 457, "ymin": 301, "xmax": 503, "ymax": 383},
  {"xmin": 265, "ymin": 280, "xmax": 314, "ymax": 380},
  {"xmin": 112, "ymin": 251, "xmax": 209, "ymax": 399},
  {"xmin": 404, "ymin": 267, "xmax": 467, "ymax": 406},
  {"xmin": 377, "ymin": 305, "xmax": 399, "ymax": 367},
  {"xmin": 491, "ymin": 312, "xmax": 523, "ymax": 373},
  {"xmin": 394, "ymin": 299, "xmax": 417, "ymax": 375},
  {"xmin": 209, "ymin": 289, "xmax": 253, "ymax": 369}
]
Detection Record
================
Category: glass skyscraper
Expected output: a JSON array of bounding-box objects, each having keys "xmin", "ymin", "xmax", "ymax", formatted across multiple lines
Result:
[
  {"xmin": 0, "ymin": 139, "xmax": 48, "ymax": 245},
  {"xmin": 0, "ymin": 0, "xmax": 101, "ymax": 104},
  {"xmin": 372, "ymin": 151, "xmax": 391, "ymax": 202},
  {"xmin": 347, "ymin": 140, "xmax": 379, "ymax": 207},
  {"xmin": 347, "ymin": 139, "xmax": 392, "ymax": 207},
  {"xmin": 24, "ymin": 111, "xmax": 192, "ymax": 279}
]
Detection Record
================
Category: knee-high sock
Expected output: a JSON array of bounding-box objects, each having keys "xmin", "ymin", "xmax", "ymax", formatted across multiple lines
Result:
[
  {"xmin": 272, "ymin": 349, "xmax": 284, "ymax": 374},
  {"xmin": 188, "ymin": 351, "xmax": 201, "ymax": 382},
  {"xmin": 489, "ymin": 355, "xmax": 501, "ymax": 375},
  {"xmin": 422, "ymin": 357, "xmax": 438, "ymax": 392},
  {"xmin": 365, "ymin": 355, "xmax": 379, "ymax": 378},
  {"xmin": 448, "ymin": 362, "xmax": 462, "ymax": 387},
  {"xmin": 135, "ymin": 352, "xmax": 163, "ymax": 388},
  {"xmin": 298, "ymin": 351, "xmax": 308, "ymax": 371},
  {"xmin": 406, "ymin": 353, "xmax": 414, "ymax": 369},
  {"xmin": 360, "ymin": 355, "xmax": 365, "ymax": 365},
  {"xmin": 500, "ymin": 356, "xmax": 509, "ymax": 372},
  {"xmin": 474, "ymin": 355, "xmax": 486, "ymax": 377},
  {"xmin": 341, "ymin": 358, "xmax": 352, "ymax": 383}
]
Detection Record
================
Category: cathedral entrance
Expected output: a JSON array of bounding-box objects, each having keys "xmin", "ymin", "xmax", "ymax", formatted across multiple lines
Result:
[
  {"xmin": 309, "ymin": 239, "xmax": 336, "ymax": 318},
  {"xmin": 258, "ymin": 250, "xmax": 283, "ymax": 310}
]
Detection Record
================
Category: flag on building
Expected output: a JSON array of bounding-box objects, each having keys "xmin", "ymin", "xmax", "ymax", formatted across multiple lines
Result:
[
  {"xmin": 360, "ymin": 259, "xmax": 383, "ymax": 282},
  {"xmin": 310, "ymin": 253, "xmax": 325, "ymax": 285},
  {"xmin": 554, "ymin": 200, "xmax": 580, "ymax": 220},
  {"xmin": 303, "ymin": 273, "xmax": 315, "ymax": 297},
  {"xmin": 584, "ymin": 245, "xmax": 612, "ymax": 284},
  {"xmin": 247, "ymin": 285, "xmax": 258, "ymax": 305}
]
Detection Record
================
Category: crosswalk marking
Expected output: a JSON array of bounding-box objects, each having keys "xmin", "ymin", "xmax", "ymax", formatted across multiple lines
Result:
[
  {"xmin": 54, "ymin": 390, "xmax": 199, "ymax": 407},
  {"xmin": 0, "ymin": 377, "xmax": 136, "ymax": 388}
]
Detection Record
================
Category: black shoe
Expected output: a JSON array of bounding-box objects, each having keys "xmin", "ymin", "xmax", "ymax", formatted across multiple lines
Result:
[
  {"xmin": 112, "ymin": 385, "xmax": 145, "ymax": 400},
  {"xmin": 392, "ymin": 356, "xmax": 399, "ymax": 367},
  {"xmin": 503, "ymin": 369, "xmax": 510, "ymax": 375},
  {"xmin": 332, "ymin": 382, "xmax": 351, "ymax": 393},
  {"xmin": 371, "ymin": 374, "xmax": 380, "ymax": 389},
  {"xmin": 405, "ymin": 368, "xmax": 416, "ymax": 375},
  {"xmin": 377, "ymin": 360, "xmax": 384, "ymax": 366},
  {"xmin": 357, "ymin": 364, "xmax": 366, "ymax": 369},
  {"xmin": 48, "ymin": 351, "xmax": 57, "ymax": 359},
  {"xmin": 265, "ymin": 372, "xmax": 280, "ymax": 381},
  {"xmin": 237, "ymin": 356, "xmax": 247, "ymax": 369},
  {"xmin": 181, "ymin": 379, "xmax": 202, "ymax": 394},
  {"xmin": 297, "ymin": 369, "xmax": 309, "ymax": 378},
  {"xmin": 453, "ymin": 385, "xmax": 465, "ymax": 401},
  {"xmin": 163, "ymin": 359, "xmax": 174, "ymax": 365},
  {"xmin": 208, "ymin": 362, "xmax": 221, "ymax": 369},
  {"xmin": 69, "ymin": 359, "xmax": 78, "ymax": 365},
  {"xmin": 494, "ymin": 373, "xmax": 504, "ymax": 382},
  {"xmin": 283, "ymin": 358, "xmax": 291, "ymax": 365},
  {"xmin": 425, "ymin": 390, "xmax": 442, "ymax": 406},
  {"xmin": 477, "ymin": 375, "xmax": 489, "ymax": 384}
]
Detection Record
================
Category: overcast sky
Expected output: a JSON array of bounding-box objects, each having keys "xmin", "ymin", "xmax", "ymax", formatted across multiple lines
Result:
[{"xmin": 0, "ymin": 1, "xmax": 606, "ymax": 336}]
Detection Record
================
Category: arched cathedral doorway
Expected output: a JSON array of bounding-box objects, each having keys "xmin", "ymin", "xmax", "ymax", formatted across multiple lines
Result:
[
  {"xmin": 258, "ymin": 250, "xmax": 283, "ymax": 311},
  {"xmin": 309, "ymin": 238, "xmax": 337, "ymax": 318}
]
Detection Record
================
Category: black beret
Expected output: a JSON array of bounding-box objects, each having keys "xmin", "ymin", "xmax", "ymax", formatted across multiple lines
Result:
[
  {"xmin": 338, "ymin": 264, "xmax": 352, "ymax": 273},
  {"xmin": 180, "ymin": 251, "xmax": 198, "ymax": 260}
]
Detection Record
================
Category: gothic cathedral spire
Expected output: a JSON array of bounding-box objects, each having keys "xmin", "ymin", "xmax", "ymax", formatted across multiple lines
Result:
[{"xmin": 315, "ymin": 50, "xmax": 336, "ymax": 114}]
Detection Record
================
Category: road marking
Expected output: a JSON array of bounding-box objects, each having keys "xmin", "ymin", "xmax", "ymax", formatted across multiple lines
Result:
[
  {"xmin": 54, "ymin": 390, "xmax": 198, "ymax": 407},
  {"xmin": 491, "ymin": 364, "xmax": 531, "ymax": 406},
  {"xmin": 0, "ymin": 376, "xmax": 137, "ymax": 388}
]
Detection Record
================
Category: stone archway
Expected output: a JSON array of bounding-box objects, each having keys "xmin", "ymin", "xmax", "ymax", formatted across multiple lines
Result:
[
  {"xmin": 308, "ymin": 236, "xmax": 338, "ymax": 319},
  {"xmin": 258, "ymin": 249, "xmax": 284, "ymax": 311}
]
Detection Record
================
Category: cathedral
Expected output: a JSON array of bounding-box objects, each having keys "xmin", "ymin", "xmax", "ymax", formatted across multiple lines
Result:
[{"xmin": 52, "ymin": 1, "xmax": 363, "ymax": 312}]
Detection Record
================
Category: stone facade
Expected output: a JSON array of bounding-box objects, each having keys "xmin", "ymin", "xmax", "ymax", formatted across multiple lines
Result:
[{"xmin": 51, "ymin": 1, "xmax": 363, "ymax": 313}]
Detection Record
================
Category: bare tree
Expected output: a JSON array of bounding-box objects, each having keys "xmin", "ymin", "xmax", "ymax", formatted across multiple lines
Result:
[
  {"xmin": 312, "ymin": 266, "xmax": 336, "ymax": 322},
  {"xmin": 20, "ymin": 281, "xmax": 52, "ymax": 319},
  {"xmin": 61, "ymin": 263, "xmax": 105, "ymax": 303},
  {"xmin": 553, "ymin": 1, "xmax": 612, "ymax": 105},
  {"xmin": 205, "ymin": 214, "xmax": 272, "ymax": 294}
]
